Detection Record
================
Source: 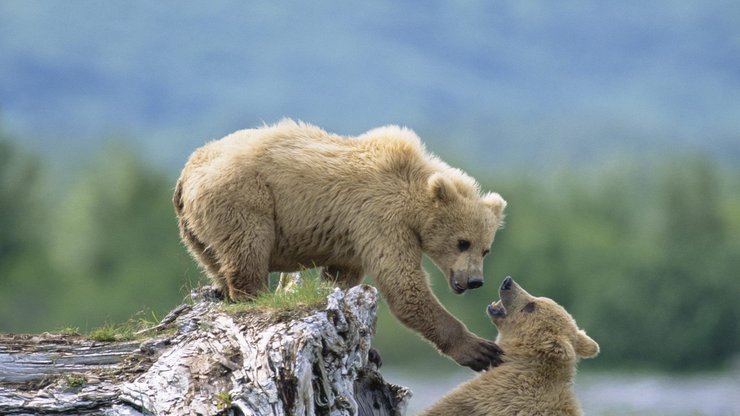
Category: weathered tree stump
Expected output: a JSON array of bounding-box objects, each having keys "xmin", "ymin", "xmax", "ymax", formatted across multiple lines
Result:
[{"xmin": 0, "ymin": 285, "xmax": 411, "ymax": 415}]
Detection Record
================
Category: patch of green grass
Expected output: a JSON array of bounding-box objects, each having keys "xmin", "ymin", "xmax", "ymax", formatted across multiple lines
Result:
[
  {"xmin": 58, "ymin": 326, "xmax": 80, "ymax": 336},
  {"xmin": 215, "ymin": 390, "xmax": 232, "ymax": 411},
  {"xmin": 222, "ymin": 269, "xmax": 335, "ymax": 314},
  {"xmin": 89, "ymin": 322, "xmax": 133, "ymax": 342},
  {"xmin": 64, "ymin": 374, "xmax": 87, "ymax": 388},
  {"xmin": 87, "ymin": 310, "xmax": 161, "ymax": 342}
]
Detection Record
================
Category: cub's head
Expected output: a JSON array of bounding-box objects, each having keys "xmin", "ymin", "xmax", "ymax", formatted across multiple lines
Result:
[
  {"xmin": 421, "ymin": 172, "xmax": 506, "ymax": 294},
  {"xmin": 487, "ymin": 276, "xmax": 599, "ymax": 363}
]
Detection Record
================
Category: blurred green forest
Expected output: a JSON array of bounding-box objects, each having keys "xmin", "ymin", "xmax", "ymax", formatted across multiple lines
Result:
[{"xmin": 1, "ymin": 133, "xmax": 739, "ymax": 372}]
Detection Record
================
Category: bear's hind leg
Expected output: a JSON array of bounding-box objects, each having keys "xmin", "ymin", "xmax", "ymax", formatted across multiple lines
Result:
[
  {"xmin": 211, "ymin": 175, "xmax": 275, "ymax": 301},
  {"xmin": 174, "ymin": 179, "xmax": 227, "ymax": 293},
  {"xmin": 218, "ymin": 220, "xmax": 274, "ymax": 300},
  {"xmin": 178, "ymin": 216, "xmax": 226, "ymax": 292}
]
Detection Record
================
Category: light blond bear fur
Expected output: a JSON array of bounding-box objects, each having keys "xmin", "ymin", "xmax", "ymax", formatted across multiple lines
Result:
[
  {"xmin": 422, "ymin": 277, "xmax": 599, "ymax": 416},
  {"xmin": 174, "ymin": 120, "xmax": 507, "ymax": 370}
]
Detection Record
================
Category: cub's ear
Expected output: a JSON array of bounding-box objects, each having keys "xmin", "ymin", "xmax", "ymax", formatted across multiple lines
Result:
[
  {"xmin": 483, "ymin": 192, "xmax": 507, "ymax": 218},
  {"xmin": 427, "ymin": 173, "xmax": 458, "ymax": 203},
  {"xmin": 536, "ymin": 335, "xmax": 575, "ymax": 362},
  {"xmin": 574, "ymin": 329, "xmax": 599, "ymax": 359}
]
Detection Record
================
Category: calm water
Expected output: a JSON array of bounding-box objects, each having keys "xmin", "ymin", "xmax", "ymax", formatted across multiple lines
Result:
[{"xmin": 387, "ymin": 369, "xmax": 740, "ymax": 415}]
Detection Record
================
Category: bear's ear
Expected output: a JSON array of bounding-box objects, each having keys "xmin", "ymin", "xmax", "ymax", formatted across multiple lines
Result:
[
  {"xmin": 536, "ymin": 335, "xmax": 575, "ymax": 362},
  {"xmin": 574, "ymin": 329, "xmax": 599, "ymax": 359},
  {"xmin": 482, "ymin": 192, "xmax": 507, "ymax": 218},
  {"xmin": 427, "ymin": 173, "xmax": 458, "ymax": 203}
]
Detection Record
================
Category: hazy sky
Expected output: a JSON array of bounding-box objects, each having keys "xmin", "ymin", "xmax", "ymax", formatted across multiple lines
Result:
[{"xmin": 1, "ymin": 1, "xmax": 738, "ymax": 169}]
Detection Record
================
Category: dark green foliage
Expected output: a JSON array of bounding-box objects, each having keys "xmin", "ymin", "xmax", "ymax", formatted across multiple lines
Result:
[
  {"xmin": 0, "ymin": 136, "xmax": 60, "ymax": 330},
  {"xmin": 45, "ymin": 143, "xmax": 199, "ymax": 327},
  {"xmin": 0, "ymin": 136, "xmax": 738, "ymax": 371},
  {"xmin": 0, "ymin": 137, "xmax": 204, "ymax": 333}
]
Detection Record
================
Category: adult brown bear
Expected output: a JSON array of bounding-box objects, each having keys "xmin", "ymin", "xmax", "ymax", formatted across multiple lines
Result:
[{"xmin": 174, "ymin": 120, "xmax": 507, "ymax": 370}]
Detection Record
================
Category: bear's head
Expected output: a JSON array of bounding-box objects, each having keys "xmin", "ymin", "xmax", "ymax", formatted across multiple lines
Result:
[
  {"xmin": 421, "ymin": 172, "xmax": 506, "ymax": 294},
  {"xmin": 487, "ymin": 276, "xmax": 599, "ymax": 364}
]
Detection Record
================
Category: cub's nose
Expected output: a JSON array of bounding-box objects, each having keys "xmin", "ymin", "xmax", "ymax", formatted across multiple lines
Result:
[
  {"xmin": 467, "ymin": 276, "xmax": 484, "ymax": 289},
  {"xmin": 500, "ymin": 276, "xmax": 513, "ymax": 290}
]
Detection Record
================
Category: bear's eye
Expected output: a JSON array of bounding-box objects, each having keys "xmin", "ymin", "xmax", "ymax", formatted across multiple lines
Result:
[
  {"xmin": 523, "ymin": 302, "xmax": 536, "ymax": 313},
  {"xmin": 482, "ymin": 249, "xmax": 490, "ymax": 257},
  {"xmin": 457, "ymin": 239, "xmax": 471, "ymax": 252}
]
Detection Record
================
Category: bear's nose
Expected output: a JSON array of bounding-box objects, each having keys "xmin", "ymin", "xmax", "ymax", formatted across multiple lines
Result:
[
  {"xmin": 501, "ymin": 276, "xmax": 513, "ymax": 290},
  {"xmin": 468, "ymin": 276, "xmax": 484, "ymax": 289}
]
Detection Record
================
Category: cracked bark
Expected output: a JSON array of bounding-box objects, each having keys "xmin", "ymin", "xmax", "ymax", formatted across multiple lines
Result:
[{"xmin": 0, "ymin": 285, "xmax": 411, "ymax": 415}]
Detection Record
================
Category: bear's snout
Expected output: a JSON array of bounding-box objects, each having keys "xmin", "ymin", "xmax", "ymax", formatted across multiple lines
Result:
[
  {"xmin": 467, "ymin": 276, "xmax": 484, "ymax": 289},
  {"xmin": 497, "ymin": 276, "xmax": 531, "ymax": 310},
  {"xmin": 450, "ymin": 271, "xmax": 485, "ymax": 294}
]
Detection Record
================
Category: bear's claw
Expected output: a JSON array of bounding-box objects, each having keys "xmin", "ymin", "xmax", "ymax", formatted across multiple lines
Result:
[{"xmin": 459, "ymin": 338, "xmax": 504, "ymax": 371}]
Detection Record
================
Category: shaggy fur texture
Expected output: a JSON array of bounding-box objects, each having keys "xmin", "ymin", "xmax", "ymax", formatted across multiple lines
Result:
[
  {"xmin": 422, "ymin": 277, "xmax": 599, "ymax": 416},
  {"xmin": 174, "ymin": 120, "xmax": 507, "ymax": 370}
]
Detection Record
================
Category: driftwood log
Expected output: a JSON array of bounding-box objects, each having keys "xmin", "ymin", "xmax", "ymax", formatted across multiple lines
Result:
[{"xmin": 0, "ymin": 285, "xmax": 411, "ymax": 415}]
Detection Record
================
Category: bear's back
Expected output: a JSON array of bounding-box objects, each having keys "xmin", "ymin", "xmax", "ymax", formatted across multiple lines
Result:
[
  {"xmin": 182, "ymin": 119, "xmax": 483, "ymax": 215},
  {"xmin": 264, "ymin": 121, "xmax": 433, "ymax": 180}
]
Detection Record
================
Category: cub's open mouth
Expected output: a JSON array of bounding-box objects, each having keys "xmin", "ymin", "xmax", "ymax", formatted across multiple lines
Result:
[{"xmin": 487, "ymin": 300, "xmax": 506, "ymax": 317}]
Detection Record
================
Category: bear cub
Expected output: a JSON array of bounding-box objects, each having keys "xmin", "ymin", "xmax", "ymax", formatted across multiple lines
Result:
[{"xmin": 422, "ymin": 276, "xmax": 599, "ymax": 416}]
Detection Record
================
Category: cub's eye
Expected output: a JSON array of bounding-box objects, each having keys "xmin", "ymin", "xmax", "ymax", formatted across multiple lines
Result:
[
  {"xmin": 523, "ymin": 302, "xmax": 536, "ymax": 313},
  {"xmin": 457, "ymin": 239, "xmax": 471, "ymax": 252},
  {"xmin": 482, "ymin": 249, "xmax": 490, "ymax": 257}
]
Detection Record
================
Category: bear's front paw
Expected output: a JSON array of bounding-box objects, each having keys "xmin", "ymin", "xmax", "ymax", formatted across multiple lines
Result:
[{"xmin": 451, "ymin": 335, "xmax": 503, "ymax": 372}]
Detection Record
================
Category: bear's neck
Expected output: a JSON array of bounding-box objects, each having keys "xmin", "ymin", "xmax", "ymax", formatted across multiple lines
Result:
[
  {"xmin": 405, "ymin": 177, "xmax": 439, "ymax": 230},
  {"xmin": 501, "ymin": 353, "xmax": 577, "ymax": 387}
]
